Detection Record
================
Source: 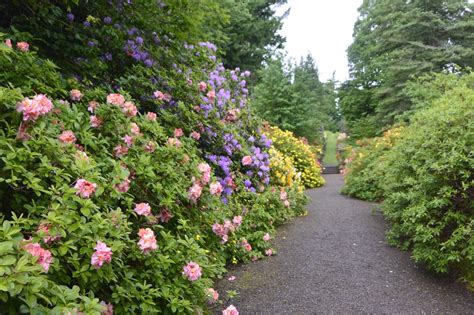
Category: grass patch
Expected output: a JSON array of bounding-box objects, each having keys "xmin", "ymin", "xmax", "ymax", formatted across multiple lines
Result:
[{"xmin": 323, "ymin": 131, "xmax": 338, "ymax": 165}]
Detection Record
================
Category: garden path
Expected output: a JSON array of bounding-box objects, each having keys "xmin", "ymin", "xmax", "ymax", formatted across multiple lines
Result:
[{"xmin": 215, "ymin": 174, "xmax": 474, "ymax": 314}]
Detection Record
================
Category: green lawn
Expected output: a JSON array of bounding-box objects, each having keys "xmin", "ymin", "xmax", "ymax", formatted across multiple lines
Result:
[{"xmin": 323, "ymin": 131, "xmax": 338, "ymax": 165}]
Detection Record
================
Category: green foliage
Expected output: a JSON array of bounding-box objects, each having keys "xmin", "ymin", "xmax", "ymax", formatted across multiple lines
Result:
[
  {"xmin": 253, "ymin": 54, "xmax": 338, "ymax": 143},
  {"xmin": 341, "ymin": 72, "xmax": 474, "ymax": 287},
  {"xmin": 340, "ymin": 0, "xmax": 474, "ymax": 138},
  {"xmin": 0, "ymin": 24, "xmax": 310, "ymax": 314},
  {"xmin": 219, "ymin": 0, "xmax": 288, "ymax": 78}
]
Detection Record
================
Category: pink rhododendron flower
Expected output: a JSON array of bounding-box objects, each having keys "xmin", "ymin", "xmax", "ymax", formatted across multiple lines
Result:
[
  {"xmin": 224, "ymin": 109, "xmax": 239, "ymax": 122},
  {"xmin": 157, "ymin": 208, "xmax": 172, "ymax": 223},
  {"xmin": 114, "ymin": 145, "xmax": 129, "ymax": 157},
  {"xmin": 5, "ymin": 39, "xmax": 12, "ymax": 48},
  {"xmin": 137, "ymin": 228, "xmax": 158, "ymax": 253},
  {"xmin": 16, "ymin": 41, "xmax": 29, "ymax": 52},
  {"xmin": 122, "ymin": 101, "xmax": 138, "ymax": 117},
  {"xmin": 58, "ymin": 130, "xmax": 76, "ymax": 144},
  {"xmin": 232, "ymin": 215, "xmax": 242, "ymax": 227},
  {"xmin": 242, "ymin": 156, "xmax": 252, "ymax": 166},
  {"xmin": 223, "ymin": 305, "xmax": 239, "ymax": 315},
  {"xmin": 182, "ymin": 261, "xmax": 202, "ymax": 281},
  {"xmin": 188, "ymin": 180, "xmax": 203, "ymax": 202},
  {"xmin": 263, "ymin": 233, "xmax": 271, "ymax": 242},
  {"xmin": 22, "ymin": 240, "xmax": 53, "ymax": 272},
  {"xmin": 198, "ymin": 162, "xmax": 211, "ymax": 174},
  {"xmin": 90, "ymin": 115, "xmax": 102, "ymax": 128},
  {"xmin": 144, "ymin": 141, "xmax": 156, "ymax": 153},
  {"xmin": 283, "ymin": 200, "xmax": 290, "ymax": 208},
  {"xmin": 134, "ymin": 203, "xmax": 151, "ymax": 216},
  {"xmin": 167, "ymin": 137, "xmax": 181, "ymax": 147},
  {"xmin": 163, "ymin": 93, "xmax": 172, "ymax": 102},
  {"xmin": 146, "ymin": 112, "xmax": 157, "ymax": 121},
  {"xmin": 206, "ymin": 288, "xmax": 219, "ymax": 303},
  {"xmin": 228, "ymin": 276, "xmax": 236, "ymax": 281},
  {"xmin": 224, "ymin": 220, "xmax": 235, "ymax": 233},
  {"xmin": 37, "ymin": 222, "xmax": 61, "ymax": 244},
  {"xmin": 154, "ymin": 90, "xmax": 165, "ymax": 100},
  {"xmin": 122, "ymin": 135, "xmax": 134, "ymax": 147},
  {"xmin": 198, "ymin": 81, "xmax": 207, "ymax": 91},
  {"xmin": 115, "ymin": 178, "xmax": 130, "ymax": 193},
  {"xmin": 99, "ymin": 301, "xmax": 114, "ymax": 315},
  {"xmin": 130, "ymin": 123, "xmax": 140, "ymax": 136},
  {"xmin": 280, "ymin": 190, "xmax": 288, "ymax": 201},
  {"xmin": 74, "ymin": 179, "xmax": 97, "ymax": 198},
  {"xmin": 212, "ymin": 223, "xmax": 226, "ymax": 238},
  {"xmin": 241, "ymin": 239, "xmax": 252, "ymax": 251},
  {"xmin": 265, "ymin": 249, "xmax": 273, "ymax": 256},
  {"xmin": 210, "ymin": 182, "xmax": 223, "ymax": 196},
  {"xmin": 207, "ymin": 90, "xmax": 216, "ymax": 102},
  {"xmin": 190, "ymin": 131, "xmax": 201, "ymax": 140},
  {"xmin": 88, "ymin": 101, "xmax": 99, "ymax": 113},
  {"xmin": 70, "ymin": 89, "xmax": 83, "ymax": 101},
  {"xmin": 106, "ymin": 93, "xmax": 125, "ymax": 106},
  {"xmin": 174, "ymin": 128, "xmax": 183, "ymax": 137},
  {"xmin": 91, "ymin": 241, "xmax": 112, "ymax": 269},
  {"xmin": 17, "ymin": 94, "xmax": 53, "ymax": 121}
]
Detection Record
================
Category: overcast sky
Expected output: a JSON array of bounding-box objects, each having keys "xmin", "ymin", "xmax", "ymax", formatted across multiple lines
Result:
[{"xmin": 276, "ymin": 0, "xmax": 363, "ymax": 82}]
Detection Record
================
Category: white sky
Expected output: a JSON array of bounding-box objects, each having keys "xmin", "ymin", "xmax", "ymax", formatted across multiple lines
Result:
[{"xmin": 276, "ymin": 0, "xmax": 363, "ymax": 82}]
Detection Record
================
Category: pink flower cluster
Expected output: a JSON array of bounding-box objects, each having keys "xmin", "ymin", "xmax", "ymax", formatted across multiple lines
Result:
[
  {"xmin": 74, "ymin": 179, "xmax": 97, "ymax": 198},
  {"xmin": 188, "ymin": 163, "xmax": 213, "ymax": 202},
  {"xmin": 182, "ymin": 261, "xmax": 202, "ymax": 281},
  {"xmin": 22, "ymin": 240, "xmax": 53, "ymax": 272},
  {"xmin": 241, "ymin": 239, "xmax": 252, "ymax": 251},
  {"xmin": 210, "ymin": 182, "xmax": 223, "ymax": 196},
  {"xmin": 157, "ymin": 208, "xmax": 173, "ymax": 223},
  {"xmin": 37, "ymin": 222, "xmax": 61, "ymax": 244},
  {"xmin": 166, "ymin": 137, "xmax": 182, "ymax": 147},
  {"xmin": 206, "ymin": 288, "xmax": 219, "ymax": 303},
  {"xmin": 134, "ymin": 203, "xmax": 151, "ymax": 216},
  {"xmin": 106, "ymin": 93, "xmax": 137, "ymax": 117},
  {"xmin": 263, "ymin": 233, "xmax": 271, "ymax": 242},
  {"xmin": 265, "ymin": 249, "xmax": 273, "ymax": 256},
  {"xmin": 153, "ymin": 90, "xmax": 172, "ymax": 102},
  {"xmin": 137, "ymin": 228, "xmax": 157, "ymax": 253},
  {"xmin": 58, "ymin": 130, "xmax": 76, "ymax": 144},
  {"xmin": 17, "ymin": 94, "xmax": 53, "ymax": 122},
  {"xmin": 174, "ymin": 128, "xmax": 183, "ymax": 137},
  {"xmin": 280, "ymin": 189, "xmax": 290, "ymax": 208},
  {"xmin": 91, "ymin": 241, "xmax": 112, "ymax": 269},
  {"xmin": 198, "ymin": 81, "xmax": 207, "ymax": 91},
  {"xmin": 223, "ymin": 305, "xmax": 239, "ymax": 315},
  {"xmin": 146, "ymin": 112, "xmax": 157, "ymax": 121},
  {"xmin": 241, "ymin": 155, "xmax": 252, "ymax": 166},
  {"xmin": 115, "ymin": 178, "xmax": 131, "ymax": 193},
  {"xmin": 88, "ymin": 101, "xmax": 99, "ymax": 113},
  {"xmin": 212, "ymin": 216, "xmax": 242, "ymax": 243},
  {"xmin": 70, "ymin": 89, "xmax": 83, "ymax": 101}
]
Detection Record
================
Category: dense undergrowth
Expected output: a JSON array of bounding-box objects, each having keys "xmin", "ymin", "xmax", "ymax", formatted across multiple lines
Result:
[
  {"xmin": 0, "ymin": 2, "xmax": 324, "ymax": 313},
  {"xmin": 341, "ymin": 72, "xmax": 474, "ymax": 288}
]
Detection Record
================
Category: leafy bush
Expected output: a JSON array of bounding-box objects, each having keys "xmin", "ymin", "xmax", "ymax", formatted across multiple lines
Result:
[
  {"xmin": 382, "ymin": 77, "xmax": 474, "ymax": 284},
  {"xmin": 0, "ymin": 35, "xmax": 308, "ymax": 313},
  {"xmin": 341, "ymin": 127, "xmax": 404, "ymax": 201},
  {"xmin": 264, "ymin": 125, "xmax": 324, "ymax": 188},
  {"xmin": 341, "ymin": 72, "xmax": 474, "ymax": 287}
]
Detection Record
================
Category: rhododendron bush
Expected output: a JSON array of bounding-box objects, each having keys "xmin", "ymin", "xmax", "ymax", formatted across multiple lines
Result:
[{"xmin": 0, "ymin": 22, "xmax": 308, "ymax": 313}]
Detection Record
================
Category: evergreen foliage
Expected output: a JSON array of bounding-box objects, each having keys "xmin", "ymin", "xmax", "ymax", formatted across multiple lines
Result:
[{"xmin": 340, "ymin": 0, "xmax": 474, "ymax": 138}]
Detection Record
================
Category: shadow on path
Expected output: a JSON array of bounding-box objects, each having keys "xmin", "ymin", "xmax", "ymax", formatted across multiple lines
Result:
[{"xmin": 214, "ymin": 175, "xmax": 474, "ymax": 314}]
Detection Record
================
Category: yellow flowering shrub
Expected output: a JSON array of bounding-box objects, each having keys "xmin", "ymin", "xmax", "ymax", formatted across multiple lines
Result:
[
  {"xmin": 268, "ymin": 147, "xmax": 301, "ymax": 188},
  {"xmin": 264, "ymin": 126, "xmax": 325, "ymax": 188}
]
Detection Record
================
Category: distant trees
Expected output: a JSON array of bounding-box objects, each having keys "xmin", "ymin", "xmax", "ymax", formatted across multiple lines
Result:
[
  {"xmin": 253, "ymin": 54, "xmax": 339, "ymax": 143},
  {"xmin": 340, "ymin": 0, "xmax": 474, "ymax": 138}
]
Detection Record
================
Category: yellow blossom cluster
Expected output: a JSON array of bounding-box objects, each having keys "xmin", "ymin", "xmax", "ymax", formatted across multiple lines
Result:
[{"xmin": 264, "ymin": 126, "xmax": 325, "ymax": 188}]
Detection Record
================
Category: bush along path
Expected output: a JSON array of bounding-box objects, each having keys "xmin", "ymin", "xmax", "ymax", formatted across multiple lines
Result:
[{"xmin": 214, "ymin": 174, "xmax": 474, "ymax": 314}]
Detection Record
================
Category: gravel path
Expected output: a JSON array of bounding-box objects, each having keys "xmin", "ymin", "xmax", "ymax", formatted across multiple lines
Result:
[{"xmin": 215, "ymin": 174, "xmax": 474, "ymax": 314}]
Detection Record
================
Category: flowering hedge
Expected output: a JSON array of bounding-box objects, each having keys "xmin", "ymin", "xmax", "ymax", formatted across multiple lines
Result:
[
  {"xmin": 0, "ymin": 31, "xmax": 309, "ymax": 314},
  {"xmin": 264, "ymin": 125, "xmax": 325, "ymax": 188}
]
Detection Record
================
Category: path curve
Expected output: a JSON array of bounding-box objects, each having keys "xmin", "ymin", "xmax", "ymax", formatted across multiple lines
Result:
[{"xmin": 215, "ymin": 175, "xmax": 474, "ymax": 314}]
